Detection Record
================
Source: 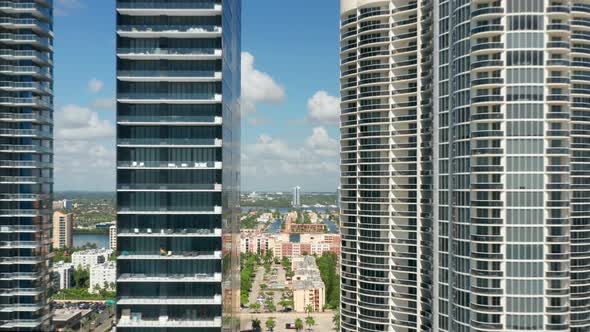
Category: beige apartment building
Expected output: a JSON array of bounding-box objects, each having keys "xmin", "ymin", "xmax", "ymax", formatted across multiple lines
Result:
[
  {"xmin": 292, "ymin": 256, "xmax": 325, "ymax": 313},
  {"xmin": 53, "ymin": 211, "xmax": 74, "ymax": 249}
]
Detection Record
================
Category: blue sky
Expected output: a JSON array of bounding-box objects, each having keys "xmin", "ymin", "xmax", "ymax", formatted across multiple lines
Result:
[{"xmin": 53, "ymin": 0, "xmax": 340, "ymax": 193}]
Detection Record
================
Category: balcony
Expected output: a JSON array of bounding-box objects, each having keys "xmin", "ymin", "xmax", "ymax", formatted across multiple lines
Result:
[
  {"xmin": 118, "ymin": 272, "xmax": 222, "ymax": 283},
  {"xmin": 117, "ymin": 48, "xmax": 221, "ymax": 60},
  {"xmin": 0, "ymin": 112, "xmax": 52, "ymax": 123},
  {"xmin": 117, "ymin": 25, "xmax": 221, "ymax": 38},
  {"xmin": 0, "ymin": 49, "xmax": 51, "ymax": 64},
  {"xmin": 0, "ymin": 17, "xmax": 51, "ymax": 33},
  {"xmin": 358, "ymin": 9, "xmax": 389, "ymax": 20},
  {"xmin": 547, "ymin": 5, "xmax": 570, "ymax": 14},
  {"xmin": 117, "ymin": 295, "xmax": 222, "ymax": 305},
  {"xmin": 0, "ymin": 160, "xmax": 53, "ymax": 168},
  {"xmin": 0, "ymin": 144, "xmax": 51, "ymax": 154},
  {"xmin": 117, "ymin": 161, "xmax": 222, "ymax": 169},
  {"xmin": 471, "ymin": 24, "xmax": 503, "ymax": 37},
  {"xmin": 546, "ymin": 59, "xmax": 570, "ymax": 67},
  {"xmin": 0, "ymin": 241, "xmax": 42, "ymax": 249},
  {"xmin": 471, "ymin": 6, "xmax": 503, "ymax": 18},
  {"xmin": 0, "ymin": 272, "xmax": 42, "ymax": 281},
  {"xmin": 392, "ymin": 2, "xmax": 417, "ymax": 14},
  {"xmin": 116, "ymin": 2, "xmax": 222, "ymax": 16},
  {"xmin": 547, "ymin": 41, "xmax": 570, "ymax": 50},
  {"xmin": 471, "ymin": 42, "xmax": 503, "ymax": 54},
  {"xmin": 547, "ymin": 23, "xmax": 571, "ymax": 32},
  {"xmin": 0, "ymin": 128, "xmax": 52, "ymax": 139},
  {"xmin": 0, "ymin": 97, "xmax": 51, "ymax": 108},
  {"xmin": 117, "ymin": 70, "xmax": 221, "ymax": 82},
  {"xmin": 0, "ymin": 33, "xmax": 51, "ymax": 49},
  {"xmin": 471, "ymin": 60, "xmax": 503, "ymax": 71},
  {"xmin": 117, "ymin": 206, "xmax": 222, "ymax": 215},
  {"xmin": 0, "ymin": 225, "xmax": 40, "ymax": 232},
  {"xmin": 117, "ymin": 316, "xmax": 222, "ymax": 329},
  {"xmin": 117, "ymin": 138, "xmax": 222, "ymax": 147},
  {"xmin": 0, "ymin": 65, "xmax": 51, "ymax": 79},
  {"xmin": 117, "ymin": 93, "xmax": 222, "ymax": 104},
  {"xmin": 118, "ymin": 228, "xmax": 222, "ymax": 238},
  {"xmin": 471, "ymin": 95, "xmax": 503, "ymax": 105},
  {"xmin": 117, "ymin": 183, "xmax": 222, "ymax": 192},
  {"xmin": 471, "ymin": 77, "xmax": 503, "ymax": 87},
  {"xmin": 0, "ymin": 2, "xmax": 52, "ymax": 21},
  {"xmin": 0, "ymin": 176, "xmax": 52, "ymax": 184},
  {"xmin": 117, "ymin": 250, "xmax": 222, "ymax": 260}
]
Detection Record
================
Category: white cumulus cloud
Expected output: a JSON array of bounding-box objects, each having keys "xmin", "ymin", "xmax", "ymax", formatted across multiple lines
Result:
[
  {"xmin": 55, "ymin": 0, "xmax": 83, "ymax": 16},
  {"xmin": 87, "ymin": 78, "xmax": 104, "ymax": 93},
  {"xmin": 55, "ymin": 104, "xmax": 115, "ymax": 140},
  {"xmin": 53, "ymin": 103, "xmax": 116, "ymax": 191},
  {"xmin": 91, "ymin": 97, "xmax": 116, "ymax": 111},
  {"xmin": 306, "ymin": 127, "xmax": 338, "ymax": 157},
  {"xmin": 307, "ymin": 91, "xmax": 340, "ymax": 125},
  {"xmin": 242, "ymin": 128, "xmax": 339, "ymax": 191},
  {"xmin": 241, "ymin": 52, "xmax": 285, "ymax": 115}
]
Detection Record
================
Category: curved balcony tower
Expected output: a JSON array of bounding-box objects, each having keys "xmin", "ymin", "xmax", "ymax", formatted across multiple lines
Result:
[
  {"xmin": 341, "ymin": 0, "xmax": 590, "ymax": 331},
  {"xmin": 340, "ymin": 0, "xmax": 433, "ymax": 331}
]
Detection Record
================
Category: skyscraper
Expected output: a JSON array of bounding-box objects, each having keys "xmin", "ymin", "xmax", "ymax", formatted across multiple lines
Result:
[
  {"xmin": 52, "ymin": 211, "xmax": 73, "ymax": 249},
  {"xmin": 339, "ymin": 1, "xmax": 590, "ymax": 331},
  {"xmin": 0, "ymin": 0, "xmax": 54, "ymax": 330},
  {"xmin": 115, "ymin": 0, "xmax": 241, "ymax": 331},
  {"xmin": 292, "ymin": 186, "xmax": 301, "ymax": 207}
]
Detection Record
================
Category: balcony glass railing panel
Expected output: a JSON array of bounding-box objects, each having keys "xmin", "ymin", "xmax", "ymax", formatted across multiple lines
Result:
[
  {"xmin": 118, "ymin": 25, "xmax": 220, "ymax": 33},
  {"xmin": 118, "ymin": 280, "xmax": 221, "ymax": 292},
  {"xmin": 118, "ymin": 214, "xmax": 221, "ymax": 230},
  {"xmin": 117, "ymin": 1, "xmax": 219, "ymax": 9},
  {"xmin": 117, "ymin": 192, "xmax": 220, "ymax": 212},
  {"xmin": 118, "ymin": 70, "xmax": 217, "ymax": 78}
]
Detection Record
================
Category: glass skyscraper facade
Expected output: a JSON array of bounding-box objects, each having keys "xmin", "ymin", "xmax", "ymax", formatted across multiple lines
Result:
[
  {"xmin": 115, "ymin": 0, "xmax": 241, "ymax": 331},
  {"xmin": 0, "ymin": 0, "xmax": 54, "ymax": 330},
  {"xmin": 340, "ymin": 0, "xmax": 590, "ymax": 331}
]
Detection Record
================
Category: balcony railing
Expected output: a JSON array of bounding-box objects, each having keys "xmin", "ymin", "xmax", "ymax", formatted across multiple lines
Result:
[
  {"xmin": 118, "ymin": 70, "xmax": 219, "ymax": 78},
  {"xmin": 117, "ymin": 47, "xmax": 220, "ymax": 57},
  {"xmin": 117, "ymin": 138, "xmax": 221, "ymax": 146},
  {"xmin": 117, "ymin": 1, "xmax": 219, "ymax": 9},
  {"xmin": 117, "ymin": 25, "xmax": 220, "ymax": 33}
]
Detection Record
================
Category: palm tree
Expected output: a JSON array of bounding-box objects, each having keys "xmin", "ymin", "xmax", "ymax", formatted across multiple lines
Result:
[
  {"xmin": 265, "ymin": 318, "xmax": 276, "ymax": 332},
  {"xmin": 332, "ymin": 311, "xmax": 340, "ymax": 331},
  {"xmin": 251, "ymin": 318, "xmax": 262, "ymax": 332},
  {"xmin": 294, "ymin": 318, "xmax": 304, "ymax": 332},
  {"xmin": 305, "ymin": 316, "xmax": 316, "ymax": 332},
  {"xmin": 249, "ymin": 302, "xmax": 261, "ymax": 313},
  {"xmin": 305, "ymin": 304, "xmax": 314, "ymax": 317}
]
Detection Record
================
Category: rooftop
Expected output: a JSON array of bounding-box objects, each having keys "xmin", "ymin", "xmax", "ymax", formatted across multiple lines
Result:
[
  {"xmin": 72, "ymin": 249, "xmax": 113, "ymax": 256},
  {"xmin": 292, "ymin": 256, "xmax": 325, "ymax": 290}
]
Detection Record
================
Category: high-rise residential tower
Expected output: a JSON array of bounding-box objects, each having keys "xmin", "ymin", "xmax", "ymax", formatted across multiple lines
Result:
[
  {"xmin": 0, "ymin": 0, "xmax": 54, "ymax": 330},
  {"xmin": 115, "ymin": 0, "xmax": 241, "ymax": 331},
  {"xmin": 292, "ymin": 186, "xmax": 301, "ymax": 207},
  {"xmin": 340, "ymin": 0, "xmax": 590, "ymax": 331},
  {"xmin": 52, "ymin": 211, "xmax": 73, "ymax": 249}
]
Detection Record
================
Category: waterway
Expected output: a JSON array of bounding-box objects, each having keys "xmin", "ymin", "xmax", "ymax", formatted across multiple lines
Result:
[
  {"xmin": 73, "ymin": 233, "xmax": 109, "ymax": 249},
  {"xmin": 265, "ymin": 219, "xmax": 284, "ymax": 234},
  {"xmin": 323, "ymin": 220, "xmax": 338, "ymax": 234},
  {"xmin": 241, "ymin": 206, "xmax": 336, "ymax": 214}
]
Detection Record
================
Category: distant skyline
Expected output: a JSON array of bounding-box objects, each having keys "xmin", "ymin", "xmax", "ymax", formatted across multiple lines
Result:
[{"xmin": 53, "ymin": 0, "xmax": 340, "ymax": 192}]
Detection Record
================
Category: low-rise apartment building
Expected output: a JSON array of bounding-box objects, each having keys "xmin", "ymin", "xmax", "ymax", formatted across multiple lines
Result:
[
  {"xmin": 292, "ymin": 256, "xmax": 325, "ymax": 312},
  {"xmin": 72, "ymin": 249, "xmax": 113, "ymax": 269},
  {"xmin": 89, "ymin": 261, "xmax": 116, "ymax": 294}
]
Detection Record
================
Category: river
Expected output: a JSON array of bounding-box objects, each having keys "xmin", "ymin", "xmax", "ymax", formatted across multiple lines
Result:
[{"xmin": 73, "ymin": 233, "xmax": 109, "ymax": 249}]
